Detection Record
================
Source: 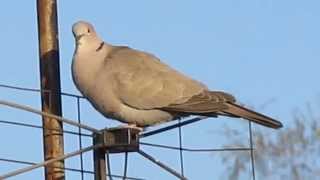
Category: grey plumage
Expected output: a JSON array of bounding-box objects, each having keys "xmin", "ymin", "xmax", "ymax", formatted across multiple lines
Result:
[{"xmin": 72, "ymin": 21, "xmax": 283, "ymax": 129}]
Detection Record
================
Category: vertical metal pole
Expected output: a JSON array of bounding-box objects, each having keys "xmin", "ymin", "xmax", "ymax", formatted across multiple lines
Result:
[
  {"xmin": 36, "ymin": 0, "xmax": 65, "ymax": 180},
  {"xmin": 93, "ymin": 134, "xmax": 107, "ymax": 180},
  {"xmin": 248, "ymin": 121, "xmax": 256, "ymax": 180}
]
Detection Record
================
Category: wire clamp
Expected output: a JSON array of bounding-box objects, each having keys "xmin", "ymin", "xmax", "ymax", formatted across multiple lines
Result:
[{"xmin": 94, "ymin": 127, "xmax": 141, "ymax": 153}]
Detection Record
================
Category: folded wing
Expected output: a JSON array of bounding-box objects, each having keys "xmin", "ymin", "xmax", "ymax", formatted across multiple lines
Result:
[{"xmin": 162, "ymin": 91, "xmax": 283, "ymax": 129}]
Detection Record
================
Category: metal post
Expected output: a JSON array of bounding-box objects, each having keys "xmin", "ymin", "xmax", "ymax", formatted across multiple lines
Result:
[
  {"xmin": 93, "ymin": 133, "xmax": 107, "ymax": 180},
  {"xmin": 36, "ymin": 0, "xmax": 65, "ymax": 179}
]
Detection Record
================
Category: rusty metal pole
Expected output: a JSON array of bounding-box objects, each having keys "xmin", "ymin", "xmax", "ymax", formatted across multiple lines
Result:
[
  {"xmin": 93, "ymin": 133, "xmax": 107, "ymax": 180},
  {"xmin": 36, "ymin": 0, "xmax": 65, "ymax": 180}
]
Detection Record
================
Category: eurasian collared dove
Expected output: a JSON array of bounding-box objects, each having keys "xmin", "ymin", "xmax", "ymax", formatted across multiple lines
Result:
[{"xmin": 71, "ymin": 21, "xmax": 283, "ymax": 129}]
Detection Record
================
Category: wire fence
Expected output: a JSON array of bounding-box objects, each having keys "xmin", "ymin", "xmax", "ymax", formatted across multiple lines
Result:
[{"xmin": 0, "ymin": 83, "xmax": 256, "ymax": 180}]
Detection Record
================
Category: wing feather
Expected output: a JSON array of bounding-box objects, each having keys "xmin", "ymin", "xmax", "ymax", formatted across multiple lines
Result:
[
  {"xmin": 104, "ymin": 46, "xmax": 207, "ymax": 109},
  {"xmin": 162, "ymin": 91, "xmax": 235, "ymax": 113}
]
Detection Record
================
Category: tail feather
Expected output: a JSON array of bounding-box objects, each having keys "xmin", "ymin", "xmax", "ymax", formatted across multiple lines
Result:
[{"xmin": 222, "ymin": 103, "xmax": 283, "ymax": 129}]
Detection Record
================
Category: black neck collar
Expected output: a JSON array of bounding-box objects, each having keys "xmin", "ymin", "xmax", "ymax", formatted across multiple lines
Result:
[{"xmin": 96, "ymin": 42, "xmax": 104, "ymax": 52}]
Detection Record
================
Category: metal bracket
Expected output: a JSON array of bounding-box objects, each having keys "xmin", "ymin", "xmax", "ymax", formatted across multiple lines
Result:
[{"xmin": 94, "ymin": 127, "xmax": 141, "ymax": 153}]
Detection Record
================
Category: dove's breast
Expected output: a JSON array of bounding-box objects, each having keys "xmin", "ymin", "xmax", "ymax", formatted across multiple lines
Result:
[
  {"xmin": 84, "ymin": 66, "xmax": 176, "ymax": 126},
  {"xmin": 72, "ymin": 49, "xmax": 123, "ymax": 119}
]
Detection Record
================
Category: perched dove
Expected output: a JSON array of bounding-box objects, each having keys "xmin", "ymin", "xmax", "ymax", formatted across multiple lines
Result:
[{"xmin": 72, "ymin": 21, "xmax": 283, "ymax": 129}]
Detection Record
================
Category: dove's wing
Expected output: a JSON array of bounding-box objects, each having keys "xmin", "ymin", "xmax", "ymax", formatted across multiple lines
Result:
[
  {"xmin": 103, "ymin": 46, "xmax": 207, "ymax": 110},
  {"xmin": 164, "ymin": 90, "xmax": 283, "ymax": 128},
  {"xmin": 162, "ymin": 91, "xmax": 235, "ymax": 113}
]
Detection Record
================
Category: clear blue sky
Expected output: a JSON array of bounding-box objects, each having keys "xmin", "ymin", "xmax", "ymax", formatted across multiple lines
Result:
[{"xmin": 1, "ymin": 0, "xmax": 320, "ymax": 179}]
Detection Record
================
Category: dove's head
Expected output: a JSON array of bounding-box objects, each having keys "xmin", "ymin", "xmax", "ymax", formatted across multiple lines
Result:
[{"xmin": 72, "ymin": 21, "xmax": 101, "ymax": 47}]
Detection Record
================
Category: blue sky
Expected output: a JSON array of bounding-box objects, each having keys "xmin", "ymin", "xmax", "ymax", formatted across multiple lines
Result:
[{"xmin": 1, "ymin": 0, "xmax": 320, "ymax": 179}]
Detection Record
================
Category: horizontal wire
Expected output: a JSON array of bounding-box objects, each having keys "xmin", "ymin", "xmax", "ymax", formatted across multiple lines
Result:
[
  {"xmin": 0, "ymin": 84, "xmax": 83, "ymax": 98},
  {"xmin": 0, "ymin": 83, "xmax": 101, "ymax": 134},
  {"xmin": 0, "ymin": 158, "xmax": 35, "ymax": 166},
  {"xmin": 0, "ymin": 158, "xmax": 144, "ymax": 180},
  {"xmin": 0, "ymin": 99, "xmax": 101, "ymax": 134},
  {"xmin": 0, "ymin": 145, "xmax": 102, "ymax": 179},
  {"xmin": 0, "ymin": 158, "xmax": 93, "ymax": 174},
  {"xmin": 140, "ymin": 142, "xmax": 252, "ymax": 152},
  {"xmin": 0, "ymin": 119, "xmax": 92, "ymax": 137},
  {"xmin": 140, "ymin": 116, "xmax": 208, "ymax": 138}
]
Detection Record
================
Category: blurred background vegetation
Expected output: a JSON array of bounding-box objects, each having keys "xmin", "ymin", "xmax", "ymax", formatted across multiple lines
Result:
[{"xmin": 222, "ymin": 99, "xmax": 320, "ymax": 180}]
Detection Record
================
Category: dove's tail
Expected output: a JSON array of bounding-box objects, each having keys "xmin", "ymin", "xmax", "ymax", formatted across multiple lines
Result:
[{"xmin": 220, "ymin": 103, "xmax": 283, "ymax": 129}]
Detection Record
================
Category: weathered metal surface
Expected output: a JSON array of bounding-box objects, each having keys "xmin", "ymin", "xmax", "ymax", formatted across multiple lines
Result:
[{"xmin": 36, "ymin": 0, "xmax": 64, "ymax": 179}]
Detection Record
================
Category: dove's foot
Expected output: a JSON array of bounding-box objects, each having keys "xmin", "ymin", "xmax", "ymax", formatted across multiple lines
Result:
[{"xmin": 117, "ymin": 124, "xmax": 144, "ymax": 132}]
